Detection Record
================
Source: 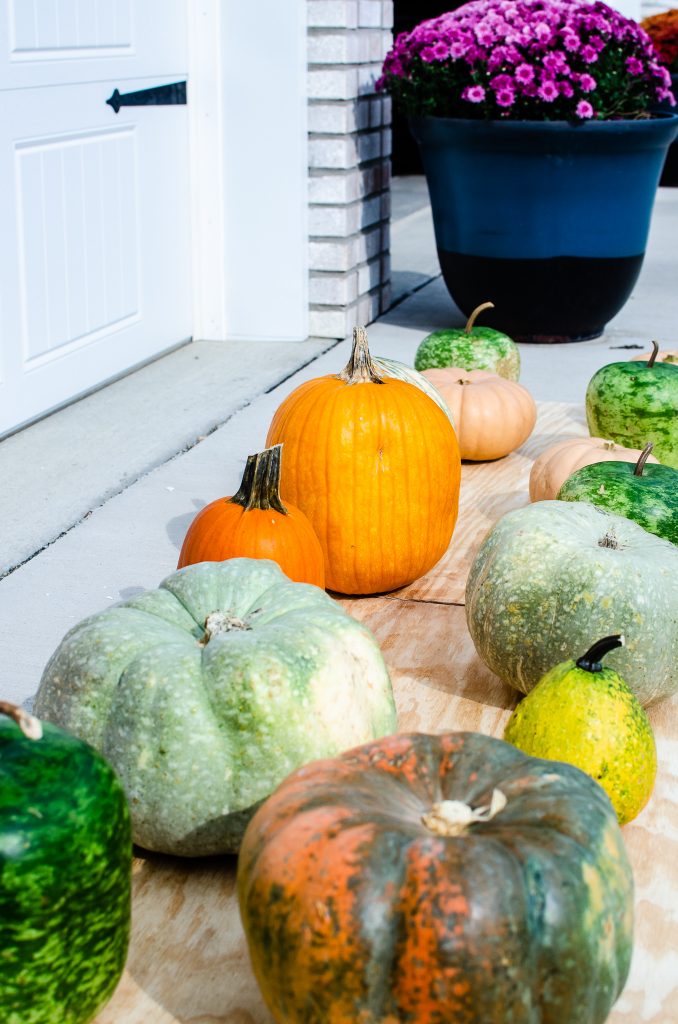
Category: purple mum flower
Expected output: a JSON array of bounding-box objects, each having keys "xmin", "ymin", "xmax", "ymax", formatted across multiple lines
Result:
[
  {"xmin": 580, "ymin": 44, "xmax": 599, "ymax": 63},
  {"xmin": 496, "ymin": 88, "xmax": 515, "ymax": 107},
  {"xmin": 626, "ymin": 56, "xmax": 643, "ymax": 76},
  {"xmin": 515, "ymin": 62, "xmax": 535, "ymax": 84},
  {"xmin": 538, "ymin": 80, "xmax": 559, "ymax": 102},
  {"xmin": 576, "ymin": 99, "xmax": 594, "ymax": 118},
  {"xmin": 559, "ymin": 80, "xmax": 574, "ymax": 98},
  {"xmin": 562, "ymin": 32, "xmax": 581, "ymax": 52},
  {"xmin": 463, "ymin": 84, "xmax": 486, "ymax": 103},
  {"xmin": 579, "ymin": 73, "xmax": 597, "ymax": 92},
  {"xmin": 491, "ymin": 73, "xmax": 515, "ymax": 90}
]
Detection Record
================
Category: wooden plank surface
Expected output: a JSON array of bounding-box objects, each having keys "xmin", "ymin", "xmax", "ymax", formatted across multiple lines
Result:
[{"xmin": 94, "ymin": 402, "xmax": 678, "ymax": 1024}]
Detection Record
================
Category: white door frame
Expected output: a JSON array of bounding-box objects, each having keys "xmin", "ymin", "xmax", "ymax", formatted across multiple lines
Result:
[{"xmin": 187, "ymin": 0, "xmax": 310, "ymax": 343}]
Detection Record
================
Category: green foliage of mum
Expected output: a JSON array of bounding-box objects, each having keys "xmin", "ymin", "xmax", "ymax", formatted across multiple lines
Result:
[
  {"xmin": 586, "ymin": 352, "xmax": 678, "ymax": 469},
  {"xmin": 465, "ymin": 501, "xmax": 678, "ymax": 707},
  {"xmin": 557, "ymin": 453, "xmax": 678, "ymax": 545},
  {"xmin": 34, "ymin": 559, "xmax": 397, "ymax": 857},
  {"xmin": 0, "ymin": 713, "xmax": 131, "ymax": 1024}
]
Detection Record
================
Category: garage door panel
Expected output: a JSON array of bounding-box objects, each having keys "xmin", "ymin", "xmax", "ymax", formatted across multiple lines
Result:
[{"xmin": 0, "ymin": 0, "xmax": 190, "ymax": 437}]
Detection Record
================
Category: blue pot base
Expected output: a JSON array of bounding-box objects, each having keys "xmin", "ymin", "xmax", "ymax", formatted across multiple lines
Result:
[{"xmin": 437, "ymin": 250, "xmax": 644, "ymax": 343}]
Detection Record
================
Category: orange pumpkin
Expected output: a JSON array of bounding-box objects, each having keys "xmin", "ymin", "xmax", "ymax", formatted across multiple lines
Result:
[
  {"xmin": 421, "ymin": 368, "xmax": 536, "ymax": 461},
  {"xmin": 177, "ymin": 444, "xmax": 325, "ymax": 587},
  {"xmin": 266, "ymin": 327, "xmax": 460, "ymax": 595},
  {"xmin": 529, "ymin": 436, "xmax": 660, "ymax": 502}
]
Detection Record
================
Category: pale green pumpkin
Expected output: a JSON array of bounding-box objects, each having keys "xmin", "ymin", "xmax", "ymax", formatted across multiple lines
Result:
[
  {"xmin": 465, "ymin": 501, "xmax": 678, "ymax": 707},
  {"xmin": 374, "ymin": 354, "xmax": 456, "ymax": 428},
  {"xmin": 34, "ymin": 559, "xmax": 397, "ymax": 857}
]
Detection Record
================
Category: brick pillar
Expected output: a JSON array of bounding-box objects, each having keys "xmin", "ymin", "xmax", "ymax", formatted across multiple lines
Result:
[{"xmin": 307, "ymin": 1, "xmax": 393, "ymax": 338}]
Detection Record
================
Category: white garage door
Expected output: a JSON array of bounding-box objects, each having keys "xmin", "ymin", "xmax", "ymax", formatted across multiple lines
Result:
[{"xmin": 0, "ymin": 1, "xmax": 191, "ymax": 436}]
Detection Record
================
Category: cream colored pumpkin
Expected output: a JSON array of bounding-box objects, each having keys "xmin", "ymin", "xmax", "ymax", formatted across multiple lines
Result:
[
  {"xmin": 630, "ymin": 350, "xmax": 678, "ymax": 365},
  {"xmin": 421, "ymin": 368, "xmax": 536, "ymax": 461},
  {"xmin": 529, "ymin": 437, "xmax": 660, "ymax": 502}
]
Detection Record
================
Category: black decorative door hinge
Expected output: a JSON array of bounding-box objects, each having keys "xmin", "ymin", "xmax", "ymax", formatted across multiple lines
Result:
[{"xmin": 106, "ymin": 81, "xmax": 186, "ymax": 114}]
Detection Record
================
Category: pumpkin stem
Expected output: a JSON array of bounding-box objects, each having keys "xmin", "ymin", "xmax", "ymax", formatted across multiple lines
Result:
[
  {"xmin": 200, "ymin": 611, "xmax": 251, "ymax": 645},
  {"xmin": 464, "ymin": 301, "xmax": 494, "ymax": 335},
  {"xmin": 339, "ymin": 327, "xmax": 384, "ymax": 385},
  {"xmin": 633, "ymin": 443, "xmax": 654, "ymax": 477},
  {"xmin": 576, "ymin": 634, "xmax": 625, "ymax": 673},
  {"xmin": 421, "ymin": 789, "xmax": 507, "ymax": 837},
  {"xmin": 647, "ymin": 340, "xmax": 660, "ymax": 368},
  {"xmin": 231, "ymin": 445, "xmax": 287, "ymax": 514},
  {"xmin": 0, "ymin": 701, "xmax": 43, "ymax": 740}
]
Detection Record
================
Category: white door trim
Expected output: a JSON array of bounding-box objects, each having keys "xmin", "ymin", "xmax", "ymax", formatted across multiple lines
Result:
[{"xmin": 187, "ymin": 0, "xmax": 310, "ymax": 343}]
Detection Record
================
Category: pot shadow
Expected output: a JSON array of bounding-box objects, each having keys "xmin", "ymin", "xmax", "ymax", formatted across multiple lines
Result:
[
  {"xmin": 125, "ymin": 818, "xmax": 271, "ymax": 1022},
  {"xmin": 166, "ymin": 499, "xmax": 207, "ymax": 550}
]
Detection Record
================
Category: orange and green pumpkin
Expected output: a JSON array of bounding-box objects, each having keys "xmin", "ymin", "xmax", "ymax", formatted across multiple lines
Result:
[
  {"xmin": 238, "ymin": 731, "xmax": 634, "ymax": 1024},
  {"xmin": 266, "ymin": 326, "xmax": 461, "ymax": 595}
]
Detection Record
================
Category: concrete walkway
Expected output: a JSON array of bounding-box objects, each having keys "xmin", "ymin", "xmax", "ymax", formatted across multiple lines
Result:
[{"xmin": 2, "ymin": 180, "xmax": 677, "ymax": 707}]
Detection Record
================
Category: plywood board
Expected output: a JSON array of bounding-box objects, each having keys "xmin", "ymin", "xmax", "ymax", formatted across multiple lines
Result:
[{"xmin": 94, "ymin": 402, "xmax": 677, "ymax": 1024}]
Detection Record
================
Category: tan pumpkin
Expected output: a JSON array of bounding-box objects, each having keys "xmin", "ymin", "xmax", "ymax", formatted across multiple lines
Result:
[
  {"xmin": 630, "ymin": 349, "xmax": 678, "ymax": 365},
  {"xmin": 529, "ymin": 436, "xmax": 661, "ymax": 502},
  {"xmin": 421, "ymin": 367, "xmax": 536, "ymax": 461}
]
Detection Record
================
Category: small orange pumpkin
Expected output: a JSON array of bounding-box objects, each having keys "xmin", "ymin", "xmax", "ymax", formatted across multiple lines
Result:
[
  {"xmin": 266, "ymin": 327, "xmax": 461, "ymax": 595},
  {"xmin": 421, "ymin": 367, "xmax": 536, "ymax": 461},
  {"xmin": 529, "ymin": 436, "xmax": 660, "ymax": 502},
  {"xmin": 177, "ymin": 444, "xmax": 325, "ymax": 587}
]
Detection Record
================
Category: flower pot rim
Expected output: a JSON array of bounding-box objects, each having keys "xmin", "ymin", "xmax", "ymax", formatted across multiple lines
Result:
[{"xmin": 409, "ymin": 112, "xmax": 678, "ymax": 131}]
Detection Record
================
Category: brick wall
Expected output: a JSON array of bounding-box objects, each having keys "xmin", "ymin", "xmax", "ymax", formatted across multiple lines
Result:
[{"xmin": 307, "ymin": 1, "xmax": 394, "ymax": 338}]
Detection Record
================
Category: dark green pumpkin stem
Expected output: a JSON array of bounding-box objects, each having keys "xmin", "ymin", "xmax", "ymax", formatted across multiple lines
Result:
[
  {"xmin": 465, "ymin": 301, "xmax": 494, "ymax": 334},
  {"xmin": 0, "ymin": 701, "xmax": 43, "ymax": 740},
  {"xmin": 339, "ymin": 327, "xmax": 384, "ymax": 384},
  {"xmin": 634, "ymin": 443, "xmax": 654, "ymax": 477},
  {"xmin": 576, "ymin": 635, "xmax": 624, "ymax": 673},
  {"xmin": 647, "ymin": 340, "xmax": 660, "ymax": 368},
  {"xmin": 231, "ymin": 445, "xmax": 287, "ymax": 514}
]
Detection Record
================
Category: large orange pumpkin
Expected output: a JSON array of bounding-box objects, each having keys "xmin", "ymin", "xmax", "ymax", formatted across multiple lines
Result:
[
  {"xmin": 266, "ymin": 327, "xmax": 460, "ymax": 595},
  {"xmin": 177, "ymin": 444, "xmax": 325, "ymax": 587},
  {"xmin": 421, "ymin": 367, "xmax": 536, "ymax": 461}
]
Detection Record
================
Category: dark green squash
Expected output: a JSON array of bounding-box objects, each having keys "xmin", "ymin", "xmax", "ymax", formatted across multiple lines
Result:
[
  {"xmin": 238, "ymin": 731, "xmax": 634, "ymax": 1024},
  {"xmin": 557, "ymin": 443, "xmax": 678, "ymax": 544},
  {"xmin": 0, "ymin": 701, "xmax": 132, "ymax": 1024}
]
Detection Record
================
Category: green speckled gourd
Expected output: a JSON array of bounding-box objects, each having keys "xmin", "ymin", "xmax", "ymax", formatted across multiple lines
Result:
[
  {"xmin": 0, "ymin": 702, "xmax": 131, "ymax": 1024},
  {"xmin": 465, "ymin": 501, "xmax": 678, "ymax": 707},
  {"xmin": 586, "ymin": 342, "xmax": 678, "ymax": 469},
  {"xmin": 557, "ymin": 444, "xmax": 678, "ymax": 545},
  {"xmin": 504, "ymin": 636, "xmax": 657, "ymax": 825},
  {"xmin": 238, "ymin": 731, "xmax": 634, "ymax": 1024},
  {"xmin": 414, "ymin": 302, "xmax": 520, "ymax": 380},
  {"xmin": 34, "ymin": 559, "xmax": 396, "ymax": 857}
]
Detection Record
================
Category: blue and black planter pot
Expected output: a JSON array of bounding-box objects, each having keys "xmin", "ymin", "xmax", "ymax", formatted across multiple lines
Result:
[
  {"xmin": 659, "ymin": 75, "xmax": 678, "ymax": 187},
  {"xmin": 410, "ymin": 113, "xmax": 678, "ymax": 342}
]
